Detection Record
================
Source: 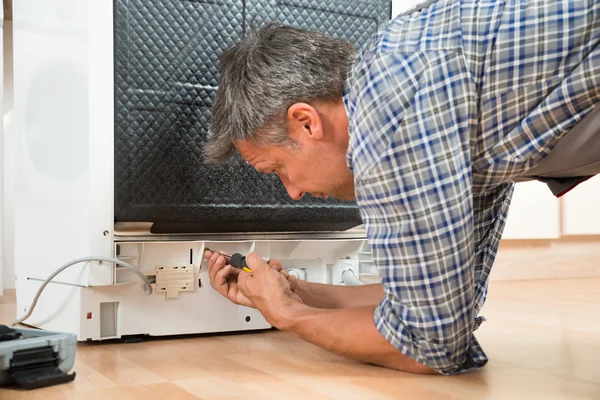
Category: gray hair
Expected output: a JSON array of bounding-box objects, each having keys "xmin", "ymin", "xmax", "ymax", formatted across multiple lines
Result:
[{"xmin": 205, "ymin": 23, "xmax": 355, "ymax": 162}]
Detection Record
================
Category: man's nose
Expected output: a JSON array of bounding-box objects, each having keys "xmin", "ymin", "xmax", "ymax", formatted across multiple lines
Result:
[{"xmin": 282, "ymin": 181, "xmax": 304, "ymax": 200}]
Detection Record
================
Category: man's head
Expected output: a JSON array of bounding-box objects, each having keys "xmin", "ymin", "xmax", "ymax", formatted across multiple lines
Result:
[{"xmin": 205, "ymin": 23, "xmax": 356, "ymax": 201}]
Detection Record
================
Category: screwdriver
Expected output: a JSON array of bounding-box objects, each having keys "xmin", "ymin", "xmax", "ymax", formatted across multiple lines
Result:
[{"xmin": 205, "ymin": 248, "xmax": 252, "ymax": 273}]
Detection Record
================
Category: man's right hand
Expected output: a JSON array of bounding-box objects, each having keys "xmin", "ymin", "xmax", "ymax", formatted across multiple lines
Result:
[{"xmin": 261, "ymin": 258, "xmax": 299, "ymax": 292}]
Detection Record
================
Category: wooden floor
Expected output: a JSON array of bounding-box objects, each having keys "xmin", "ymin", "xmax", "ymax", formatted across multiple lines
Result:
[{"xmin": 1, "ymin": 247, "xmax": 599, "ymax": 399}]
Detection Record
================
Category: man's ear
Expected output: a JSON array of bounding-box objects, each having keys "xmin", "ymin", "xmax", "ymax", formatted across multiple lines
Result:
[{"xmin": 286, "ymin": 103, "xmax": 324, "ymax": 141}]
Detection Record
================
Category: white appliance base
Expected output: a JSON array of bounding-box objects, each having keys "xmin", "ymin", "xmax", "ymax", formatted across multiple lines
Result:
[{"xmin": 15, "ymin": 237, "xmax": 376, "ymax": 341}]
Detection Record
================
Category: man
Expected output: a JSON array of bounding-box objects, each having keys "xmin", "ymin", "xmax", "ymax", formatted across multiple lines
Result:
[{"xmin": 202, "ymin": 0, "xmax": 600, "ymax": 375}]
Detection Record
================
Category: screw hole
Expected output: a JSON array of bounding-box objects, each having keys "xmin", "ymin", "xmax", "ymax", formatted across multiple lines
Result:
[{"xmin": 245, "ymin": 316, "xmax": 251, "ymax": 322}]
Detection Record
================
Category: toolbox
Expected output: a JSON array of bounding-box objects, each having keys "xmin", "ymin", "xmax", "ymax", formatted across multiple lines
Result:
[{"xmin": 0, "ymin": 325, "xmax": 76, "ymax": 390}]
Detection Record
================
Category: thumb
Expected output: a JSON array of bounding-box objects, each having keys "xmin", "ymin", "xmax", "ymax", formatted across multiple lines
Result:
[{"xmin": 245, "ymin": 253, "xmax": 269, "ymax": 271}]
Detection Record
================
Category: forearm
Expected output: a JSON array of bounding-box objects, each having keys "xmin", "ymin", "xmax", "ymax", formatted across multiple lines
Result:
[
  {"xmin": 278, "ymin": 303, "xmax": 436, "ymax": 374},
  {"xmin": 293, "ymin": 280, "xmax": 383, "ymax": 309}
]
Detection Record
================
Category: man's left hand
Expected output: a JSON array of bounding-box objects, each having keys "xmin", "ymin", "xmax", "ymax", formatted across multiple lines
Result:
[{"xmin": 237, "ymin": 253, "xmax": 303, "ymax": 328}]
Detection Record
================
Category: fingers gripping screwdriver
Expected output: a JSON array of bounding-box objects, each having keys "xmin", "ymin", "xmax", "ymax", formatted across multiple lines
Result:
[
  {"xmin": 205, "ymin": 248, "xmax": 252, "ymax": 273},
  {"xmin": 230, "ymin": 253, "xmax": 252, "ymax": 273}
]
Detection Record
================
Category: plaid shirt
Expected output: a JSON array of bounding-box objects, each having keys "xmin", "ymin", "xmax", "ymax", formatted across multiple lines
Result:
[{"xmin": 343, "ymin": 0, "xmax": 600, "ymax": 375}]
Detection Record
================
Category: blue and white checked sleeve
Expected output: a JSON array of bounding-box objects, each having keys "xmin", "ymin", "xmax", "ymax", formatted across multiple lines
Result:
[{"xmin": 347, "ymin": 49, "xmax": 507, "ymax": 375}]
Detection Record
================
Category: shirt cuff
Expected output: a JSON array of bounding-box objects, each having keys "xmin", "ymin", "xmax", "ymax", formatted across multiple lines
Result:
[{"xmin": 373, "ymin": 297, "xmax": 489, "ymax": 375}]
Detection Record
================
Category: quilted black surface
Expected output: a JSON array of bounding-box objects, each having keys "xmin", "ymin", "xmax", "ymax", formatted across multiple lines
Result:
[{"xmin": 114, "ymin": 0, "xmax": 391, "ymax": 233}]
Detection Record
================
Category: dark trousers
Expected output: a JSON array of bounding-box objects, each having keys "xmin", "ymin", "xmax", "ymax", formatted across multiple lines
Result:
[{"xmin": 517, "ymin": 104, "xmax": 600, "ymax": 197}]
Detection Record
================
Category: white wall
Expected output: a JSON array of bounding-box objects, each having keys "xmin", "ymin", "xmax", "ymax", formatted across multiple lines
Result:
[
  {"xmin": 502, "ymin": 177, "xmax": 600, "ymax": 239},
  {"xmin": 561, "ymin": 175, "xmax": 600, "ymax": 235},
  {"xmin": 2, "ymin": 9, "xmax": 14, "ymax": 291},
  {"xmin": 502, "ymin": 181, "xmax": 561, "ymax": 239},
  {"xmin": 392, "ymin": 0, "xmax": 422, "ymax": 17}
]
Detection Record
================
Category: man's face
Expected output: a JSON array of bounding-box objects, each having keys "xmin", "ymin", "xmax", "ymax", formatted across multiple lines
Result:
[
  {"xmin": 235, "ymin": 139, "xmax": 356, "ymax": 201},
  {"xmin": 234, "ymin": 100, "xmax": 355, "ymax": 201}
]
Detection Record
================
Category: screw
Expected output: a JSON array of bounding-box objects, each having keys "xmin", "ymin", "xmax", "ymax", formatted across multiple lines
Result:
[{"xmin": 103, "ymin": 230, "xmax": 109, "ymax": 236}]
